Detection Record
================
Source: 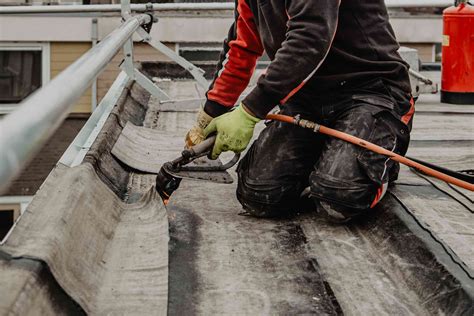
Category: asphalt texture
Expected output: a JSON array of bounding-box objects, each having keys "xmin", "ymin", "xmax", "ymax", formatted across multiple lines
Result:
[
  {"xmin": 129, "ymin": 88, "xmax": 473, "ymax": 314},
  {"xmin": 2, "ymin": 78, "xmax": 472, "ymax": 315}
]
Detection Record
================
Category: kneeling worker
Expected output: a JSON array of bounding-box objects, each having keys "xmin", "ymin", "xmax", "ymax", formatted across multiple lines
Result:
[{"xmin": 186, "ymin": 0, "xmax": 415, "ymax": 223}]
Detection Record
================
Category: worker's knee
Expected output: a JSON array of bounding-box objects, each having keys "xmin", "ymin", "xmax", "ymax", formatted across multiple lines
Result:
[
  {"xmin": 236, "ymin": 180, "xmax": 305, "ymax": 218},
  {"xmin": 236, "ymin": 171, "xmax": 305, "ymax": 218},
  {"xmin": 235, "ymin": 140, "xmax": 310, "ymax": 217},
  {"xmin": 309, "ymin": 106, "xmax": 408, "ymax": 210},
  {"xmin": 314, "ymin": 199, "xmax": 369, "ymax": 224},
  {"xmin": 309, "ymin": 166, "xmax": 391, "ymax": 216},
  {"xmin": 310, "ymin": 168, "xmax": 384, "ymax": 223},
  {"xmin": 309, "ymin": 173, "xmax": 379, "ymax": 210}
]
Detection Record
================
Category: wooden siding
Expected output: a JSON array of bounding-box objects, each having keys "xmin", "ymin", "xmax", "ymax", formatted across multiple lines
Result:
[
  {"xmin": 51, "ymin": 42, "xmax": 176, "ymax": 113},
  {"xmin": 50, "ymin": 42, "xmax": 92, "ymax": 113}
]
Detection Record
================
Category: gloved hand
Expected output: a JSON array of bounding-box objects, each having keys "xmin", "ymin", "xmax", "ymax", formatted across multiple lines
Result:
[
  {"xmin": 203, "ymin": 103, "xmax": 261, "ymax": 159},
  {"xmin": 185, "ymin": 108, "xmax": 214, "ymax": 148}
]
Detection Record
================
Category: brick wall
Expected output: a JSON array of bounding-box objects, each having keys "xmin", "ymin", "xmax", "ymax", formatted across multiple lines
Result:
[{"xmin": 3, "ymin": 118, "xmax": 87, "ymax": 196}]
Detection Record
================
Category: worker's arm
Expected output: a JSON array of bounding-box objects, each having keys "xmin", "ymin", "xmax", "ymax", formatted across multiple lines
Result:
[
  {"xmin": 243, "ymin": 0, "xmax": 341, "ymax": 118},
  {"xmin": 203, "ymin": 0, "xmax": 264, "ymax": 117},
  {"xmin": 186, "ymin": 1, "xmax": 264, "ymax": 148}
]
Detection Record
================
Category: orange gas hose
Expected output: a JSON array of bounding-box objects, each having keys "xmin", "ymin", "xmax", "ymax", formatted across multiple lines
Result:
[{"xmin": 266, "ymin": 114, "xmax": 474, "ymax": 192}]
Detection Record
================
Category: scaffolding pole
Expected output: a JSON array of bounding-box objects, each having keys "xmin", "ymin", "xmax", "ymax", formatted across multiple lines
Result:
[
  {"xmin": 0, "ymin": 14, "xmax": 151, "ymax": 194},
  {"xmin": 0, "ymin": 1, "xmax": 454, "ymax": 15}
]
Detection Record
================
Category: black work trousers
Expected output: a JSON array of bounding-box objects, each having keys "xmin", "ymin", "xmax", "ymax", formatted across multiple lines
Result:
[{"xmin": 236, "ymin": 79, "xmax": 413, "ymax": 217}]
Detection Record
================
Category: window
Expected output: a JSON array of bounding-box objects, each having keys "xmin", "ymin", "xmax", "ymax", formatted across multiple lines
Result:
[
  {"xmin": 0, "ymin": 43, "xmax": 50, "ymax": 113},
  {"xmin": 0, "ymin": 204, "xmax": 20, "ymax": 241},
  {"xmin": 0, "ymin": 196, "xmax": 32, "ymax": 242}
]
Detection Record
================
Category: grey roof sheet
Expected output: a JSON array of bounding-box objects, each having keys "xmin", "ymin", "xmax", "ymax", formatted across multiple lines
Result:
[
  {"xmin": 1, "ymin": 163, "xmax": 168, "ymax": 315},
  {"xmin": 1, "ymin": 74, "xmax": 473, "ymax": 315}
]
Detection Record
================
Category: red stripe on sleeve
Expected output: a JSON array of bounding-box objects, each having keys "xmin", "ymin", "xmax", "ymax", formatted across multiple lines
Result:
[{"xmin": 207, "ymin": 0, "xmax": 264, "ymax": 107}]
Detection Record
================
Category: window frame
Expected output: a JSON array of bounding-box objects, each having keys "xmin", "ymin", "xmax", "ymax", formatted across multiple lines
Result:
[
  {"xmin": 0, "ymin": 195, "xmax": 33, "ymax": 244},
  {"xmin": 0, "ymin": 42, "xmax": 50, "ymax": 114}
]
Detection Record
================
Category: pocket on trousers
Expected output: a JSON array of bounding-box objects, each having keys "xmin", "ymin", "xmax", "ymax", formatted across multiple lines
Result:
[
  {"xmin": 309, "ymin": 172, "xmax": 375, "ymax": 210},
  {"xmin": 356, "ymin": 110, "xmax": 410, "ymax": 186},
  {"xmin": 238, "ymin": 176, "xmax": 301, "ymax": 206},
  {"xmin": 352, "ymin": 94, "xmax": 395, "ymax": 112},
  {"xmin": 237, "ymin": 151, "xmax": 303, "ymax": 206}
]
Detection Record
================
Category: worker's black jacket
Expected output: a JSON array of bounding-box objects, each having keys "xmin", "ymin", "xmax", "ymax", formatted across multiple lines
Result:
[{"xmin": 204, "ymin": 0, "xmax": 412, "ymax": 119}]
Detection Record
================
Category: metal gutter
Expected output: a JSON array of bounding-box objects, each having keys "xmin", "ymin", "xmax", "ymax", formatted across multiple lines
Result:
[
  {"xmin": 0, "ymin": 14, "xmax": 151, "ymax": 194},
  {"xmin": 59, "ymin": 71, "xmax": 130, "ymax": 168},
  {"xmin": 0, "ymin": 1, "xmax": 454, "ymax": 14}
]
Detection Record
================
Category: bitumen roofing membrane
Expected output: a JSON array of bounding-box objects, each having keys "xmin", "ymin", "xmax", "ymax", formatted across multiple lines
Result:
[{"xmin": 0, "ymin": 70, "xmax": 473, "ymax": 315}]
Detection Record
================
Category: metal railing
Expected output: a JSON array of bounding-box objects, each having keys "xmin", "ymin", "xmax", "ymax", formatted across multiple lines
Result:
[
  {"xmin": 0, "ymin": 3, "xmax": 233, "ymax": 14},
  {"xmin": 0, "ymin": 1, "xmax": 208, "ymax": 194},
  {"xmin": 0, "ymin": 0, "xmax": 454, "ymax": 14},
  {"xmin": 0, "ymin": 14, "xmax": 148, "ymax": 193}
]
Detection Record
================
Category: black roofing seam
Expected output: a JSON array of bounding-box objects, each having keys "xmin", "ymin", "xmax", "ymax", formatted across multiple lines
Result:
[
  {"xmin": 407, "ymin": 159, "xmax": 474, "ymax": 185},
  {"xmin": 390, "ymin": 192, "xmax": 474, "ymax": 286},
  {"xmin": 409, "ymin": 169, "xmax": 474, "ymax": 214},
  {"xmin": 307, "ymin": 257, "xmax": 344, "ymax": 315},
  {"xmin": 448, "ymin": 183, "xmax": 474, "ymax": 204},
  {"xmin": 285, "ymin": 222, "xmax": 344, "ymax": 315}
]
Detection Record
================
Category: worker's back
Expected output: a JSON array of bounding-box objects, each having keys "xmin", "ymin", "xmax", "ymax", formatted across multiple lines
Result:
[
  {"xmin": 312, "ymin": 0, "xmax": 411, "ymax": 94},
  {"xmin": 248, "ymin": 0, "xmax": 411, "ymax": 100}
]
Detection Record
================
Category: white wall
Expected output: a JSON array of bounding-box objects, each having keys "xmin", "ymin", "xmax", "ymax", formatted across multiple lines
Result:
[
  {"xmin": 391, "ymin": 17, "xmax": 443, "ymax": 43},
  {"xmin": 0, "ymin": 12, "xmax": 443, "ymax": 44}
]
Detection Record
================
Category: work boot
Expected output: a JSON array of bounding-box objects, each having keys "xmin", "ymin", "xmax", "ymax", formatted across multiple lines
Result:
[{"xmin": 317, "ymin": 200, "xmax": 368, "ymax": 224}]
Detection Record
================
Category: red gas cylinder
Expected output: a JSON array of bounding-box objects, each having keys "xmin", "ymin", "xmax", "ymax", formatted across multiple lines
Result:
[{"xmin": 441, "ymin": 2, "xmax": 474, "ymax": 104}]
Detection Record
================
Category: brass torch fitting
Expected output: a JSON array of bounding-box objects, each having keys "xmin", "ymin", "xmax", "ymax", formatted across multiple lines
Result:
[{"xmin": 294, "ymin": 115, "xmax": 321, "ymax": 133}]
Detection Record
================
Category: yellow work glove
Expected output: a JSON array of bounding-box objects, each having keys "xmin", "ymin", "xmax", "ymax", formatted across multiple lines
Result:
[
  {"xmin": 185, "ymin": 107, "xmax": 214, "ymax": 148},
  {"xmin": 203, "ymin": 103, "xmax": 261, "ymax": 159}
]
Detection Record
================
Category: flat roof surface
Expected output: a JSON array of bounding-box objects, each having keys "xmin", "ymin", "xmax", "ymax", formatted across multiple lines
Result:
[
  {"xmin": 395, "ymin": 93, "xmax": 474, "ymax": 271},
  {"xmin": 0, "ymin": 73, "xmax": 472, "ymax": 314},
  {"xmin": 125, "ymin": 80, "xmax": 473, "ymax": 314}
]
